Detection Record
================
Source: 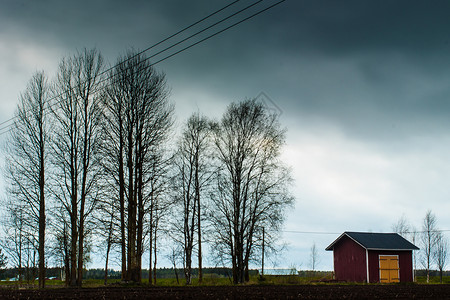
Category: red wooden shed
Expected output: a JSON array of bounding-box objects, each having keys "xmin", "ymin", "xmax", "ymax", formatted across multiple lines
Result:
[{"xmin": 325, "ymin": 232, "xmax": 419, "ymax": 283}]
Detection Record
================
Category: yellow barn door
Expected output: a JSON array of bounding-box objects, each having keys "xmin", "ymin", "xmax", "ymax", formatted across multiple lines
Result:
[{"xmin": 379, "ymin": 255, "xmax": 399, "ymax": 283}]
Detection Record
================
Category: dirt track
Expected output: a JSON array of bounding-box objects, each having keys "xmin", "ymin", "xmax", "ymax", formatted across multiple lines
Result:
[{"xmin": 1, "ymin": 284, "xmax": 450, "ymax": 299}]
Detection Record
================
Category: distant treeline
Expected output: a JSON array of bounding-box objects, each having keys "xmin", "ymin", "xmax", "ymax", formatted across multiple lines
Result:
[
  {"xmin": 297, "ymin": 270, "xmax": 333, "ymax": 277},
  {"xmin": 414, "ymin": 269, "xmax": 450, "ymax": 277},
  {"xmin": 0, "ymin": 267, "xmax": 259, "ymax": 281},
  {"xmin": 3, "ymin": 267, "xmax": 448, "ymax": 281}
]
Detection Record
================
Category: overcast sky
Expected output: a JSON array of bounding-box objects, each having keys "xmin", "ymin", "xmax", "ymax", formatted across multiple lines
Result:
[{"xmin": 1, "ymin": 0, "xmax": 450, "ymax": 271}]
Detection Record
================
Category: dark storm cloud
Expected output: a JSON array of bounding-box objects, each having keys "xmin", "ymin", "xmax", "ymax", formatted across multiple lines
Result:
[
  {"xmin": 238, "ymin": 0, "xmax": 450, "ymax": 142},
  {"xmin": 0, "ymin": 0, "xmax": 170, "ymax": 54},
  {"xmin": 2, "ymin": 0, "xmax": 450, "ymax": 140},
  {"xmin": 3, "ymin": 0, "xmax": 449, "ymax": 74},
  {"xmin": 269, "ymin": 1, "xmax": 450, "ymax": 56}
]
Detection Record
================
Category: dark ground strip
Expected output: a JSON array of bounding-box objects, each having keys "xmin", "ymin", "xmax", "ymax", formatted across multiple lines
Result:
[{"xmin": 0, "ymin": 284, "xmax": 450, "ymax": 299}]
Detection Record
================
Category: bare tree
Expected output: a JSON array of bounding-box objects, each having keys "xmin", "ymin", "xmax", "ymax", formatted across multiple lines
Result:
[
  {"xmin": 166, "ymin": 246, "xmax": 182, "ymax": 284},
  {"xmin": 1, "ymin": 198, "xmax": 39, "ymax": 283},
  {"xmin": 4, "ymin": 71, "xmax": 50, "ymax": 288},
  {"xmin": 50, "ymin": 48, "xmax": 105, "ymax": 287},
  {"xmin": 433, "ymin": 231, "xmax": 448, "ymax": 284},
  {"xmin": 49, "ymin": 209, "xmax": 71, "ymax": 284},
  {"xmin": 92, "ymin": 190, "xmax": 120, "ymax": 286},
  {"xmin": 0, "ymin": 248, "xmax": 7, "ymax": 270},
  {"xmin": 103, "ymin": 50, "xmax": 173, "ymax": 283},
  {"xmin": 103, "ymin": 216, "xmax": 116, "ymax": 286},
  {"xmin": 420, "ymin": 210, "xmax": 438, "ymax": 283},
  {"xmin": 146, "ymin": 150, "xmax": 174, "ymax": 285},
  {"xmin": 392, "ymin": 215, "xmax": 418, "ymax": 280},
  {"xmin": 172, "ymin": 113, "xmax": 212, "ymax": 284},
  {"xmin": 410, "ymin": 225, "xmax": 418, "ymax": 281},
  {"xmin": 392, "ymin": 215, "xmax": 411, "ymax": 239},
  {"xmin": 309, "ymin": 242, "xmax": 320, "ymax": 271},
  {"xmin": 210, "ymin": 99, "xmax": 294, "ymax": 284},
  {"xmin": 1, "ymin": 202, "xmax": 26, "ymax": 282}
]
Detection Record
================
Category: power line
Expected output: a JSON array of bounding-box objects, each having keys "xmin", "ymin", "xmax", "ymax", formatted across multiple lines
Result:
[
  {"xmin": 80, "ymin": 0, "xmax": 267, "ymax": 102},
  {"xmin": 282, "ymin": 229, "xmax": 450, "ymax": 235},
  {"xmin": 135, "ymin": 0, "xmax": 264, "ymax": 68},
  {"xmin": 0, "ymin": 0, "xmax": 245, "ymax": 135},
  {"xmin": 283, "ymin": 230, "xmax": 341, "ymax": 235},
  {"xmin": 97, "ymin": 0, "xmax": 286, "ymax": 102},
  {"xmin": 0, "ymin": 0, "xmax": 285, "ymax": 136},
  {"xmin": 150, "ymin": 0, "xmax": 286, "ymax": 67},
  {"xmin": 128, "ymin": 0, "xmax": 242, "ymax": 63}
]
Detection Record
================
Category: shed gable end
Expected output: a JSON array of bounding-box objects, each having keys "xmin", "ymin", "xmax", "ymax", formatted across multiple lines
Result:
[{"xmin": 333, "ymin": 235, "xmax": 367, "ymax": 282}]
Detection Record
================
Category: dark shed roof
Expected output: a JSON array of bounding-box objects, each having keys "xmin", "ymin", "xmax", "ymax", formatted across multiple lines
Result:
[{"xmin": 325, "ymin": 231, "xmax": 419, "ymax": 251}]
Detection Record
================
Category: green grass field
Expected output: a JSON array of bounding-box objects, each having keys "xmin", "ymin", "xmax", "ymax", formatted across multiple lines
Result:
[{"xmin": 1, "ymin": 272, "xmax": 450, "ymax": 288}]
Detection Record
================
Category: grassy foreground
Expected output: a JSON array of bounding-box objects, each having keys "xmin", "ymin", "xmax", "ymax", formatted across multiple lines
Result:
[
  {"xmin": 1, "ymin": 273, "xmax": 449, "ymax": 288},
  {"xmin": 0, "ymin": 273, "xmax": 332, "ymax": 288}
]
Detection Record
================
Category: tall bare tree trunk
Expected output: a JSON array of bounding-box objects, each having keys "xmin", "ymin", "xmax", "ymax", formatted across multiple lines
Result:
[
  {"xmin": 5, "ymin": 72, "xmax": 49, "ymax": 289},
  {"xmin": 104, "ymin": 212, "xmax": 113, "ymax": 286},
  {"xmin": 102, "ymin": 201, "xmax": 116, "ymax": 286},
  {"xmin": 104, "ymin": 245, "xmax": 110, "ymax": 286},
  {"xmin": 148, "ymin": 212, "xmax": 153, "ymax": 285},
  {"xmin": 77, "ymin": 212, "xmax": 84, "ymax": 286},
  {"xmin": 77, "ymin": 99, "xmax": 88, "ymax": 286},
  {"xmin": 135, "ymin": 125, "xmax": 144, "ymax": 283},
  {"xmin": 38, "ymin": 147, "xmax": 45, "ymax": 288},
  {"xmin": 62, "ymin": 224, "xmax": 70, "ymax": 285},
  {"xmin": 119, "ymin": 150, "xmax": 126, "ymax": 281},
  {"xmin": 70, "ymin": 176, "xmax": 78, "ymax": 287},
  {"xmin": 153, "ymin": 228, "xmax": 157, "ymax": 285},
  {"xmin": 117, "ymin": 100, "xmax": 127, "ymax": 281},
  {"xmin": 127, "ymin": 135, "xmax": 135, "ymax": 282},
  {"xmin": 119, "ymin": 165, "xmax": 126, "ymax": 281},
  {"xmin": 129, "ymin": 133, "xmax": 139, "ymax": 283},
  {"xmin": 37, "ymin": 75, "xmax": 47, "ymax": 289},
  {"xmin": 195, "ymin": 159, "xmax": 203, "ymax": 284}
]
